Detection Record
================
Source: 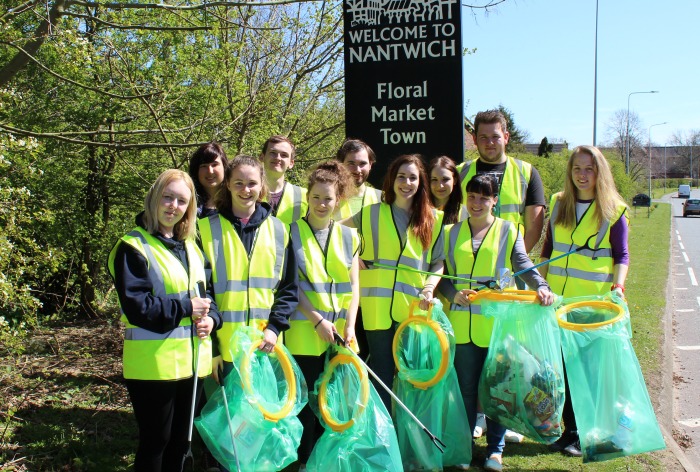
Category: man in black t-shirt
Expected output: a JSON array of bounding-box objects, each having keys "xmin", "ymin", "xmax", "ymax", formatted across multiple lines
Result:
[{"xmin": 459, "ymin": 110, "xmax": 546, "ymax": 252}]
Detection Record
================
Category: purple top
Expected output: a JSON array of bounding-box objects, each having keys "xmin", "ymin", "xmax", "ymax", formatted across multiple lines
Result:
[{"xmin": 540, "ymin": 200, "xmax": 629, "ymax": 266}]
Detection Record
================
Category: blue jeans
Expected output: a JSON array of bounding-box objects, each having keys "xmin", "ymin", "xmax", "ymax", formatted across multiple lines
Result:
[{"xmin": 454, "ymin": 342, "xmax": 506, "ymax": 456}]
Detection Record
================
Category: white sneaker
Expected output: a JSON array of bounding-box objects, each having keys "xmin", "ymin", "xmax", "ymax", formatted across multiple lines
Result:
[
  {"xmin": 473, "ymin": 413, "xmax": 487, "ymax": 438},
  {"xmin": 298, "ymin": 465, "xmax": 308, "ymax": 472},
  {"xmin": 454, "ymin": 464, "xmax": 471, "ymax": 470},
  {"xmin": 504, "ymin": 429, "xmax": 524, "ymax": 443}
]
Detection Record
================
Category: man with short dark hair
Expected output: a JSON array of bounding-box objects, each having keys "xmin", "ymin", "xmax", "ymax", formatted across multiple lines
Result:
[
  {"xmin": 459, "ymin": 109, "xmax": 546, "ymax": 252},
  {"xmin": 259, "ymin": 135, "xmax": 307, "ymax": 224},
  {"xmin": 333, "ymin": 138, "xmax": 382, "ymax": 220}
]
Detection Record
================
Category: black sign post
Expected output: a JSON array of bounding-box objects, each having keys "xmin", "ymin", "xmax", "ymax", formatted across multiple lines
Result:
[{"xmin": 344, "ymin": 0, "xmax": 464, "ymax": 187}]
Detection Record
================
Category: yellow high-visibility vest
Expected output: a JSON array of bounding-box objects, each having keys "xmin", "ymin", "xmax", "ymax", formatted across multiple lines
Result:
[
  {"xmin": 264, "ymin": 182, "xmax": 308, "ymax": 225},
  {"xmin": 546, "ymin": 194, "xmax": 627, "ymax": 297},
  {"xmin": 108, "ymin": 227, "xmax": 212, "ymax": 380},
  {"xmin": 359, "ymin": 203, "xmax": 443, "ymax": 330},
  {"xmin": 333, "ymin": 185, "xmax": 382, "ymax": 220},
  {"xmin": 198, "ymin": 214, "xmax": 288, "ymax": 362},
  {"xmin": 285, "ymin": 219, "xmax": 360, "ymax": 356},
  {"xmin": 443, "ymin": 218, "xmax": 518, "ymax": 347},
  {"xmin": 458, "ymin": 156, "xmax": 532, "ymax": 229}
]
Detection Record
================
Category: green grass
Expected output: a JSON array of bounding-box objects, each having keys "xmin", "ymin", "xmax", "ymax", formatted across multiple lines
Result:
[{"xmin": 1, "ymin": 206, "xmax": 678, "ymax": 471}]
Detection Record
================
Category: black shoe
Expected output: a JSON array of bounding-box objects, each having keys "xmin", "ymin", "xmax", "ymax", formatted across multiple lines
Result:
[
  {"xmin": 563, "ymin": 440, "xmax": 582, "ymax": 457},
  {"xmin": 548, "ymin": 431, "xmax": 578, "ymax": 453}
]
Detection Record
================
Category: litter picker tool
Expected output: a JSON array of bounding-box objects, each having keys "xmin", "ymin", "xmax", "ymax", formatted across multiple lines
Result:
[
  {"xmin": 182, "ymin": 280, "xmax": 206, "ymax": 471},
  {"xmin": 501, "ymin": 233, "xmax": 599, "ymax": 288},
  {"xmin": 333, "ymin": 332, "xmax": 447, "ymax": 453},
  {"xmin": 217, "ymin": 365, "xmax": 242, "ymax": 472},
  {"xmin": 365, "ymin": 261, "xmax": 499, "ymax": 290}
]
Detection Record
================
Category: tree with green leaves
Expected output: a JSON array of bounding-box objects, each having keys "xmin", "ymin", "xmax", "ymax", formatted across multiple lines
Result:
[{"xmin": 537, "ymin": 137, "xmax": 553, "ymax": 157}]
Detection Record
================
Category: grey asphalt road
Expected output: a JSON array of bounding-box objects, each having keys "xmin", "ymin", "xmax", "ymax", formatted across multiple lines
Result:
[{"xmin": 664, "ymin": 188, "xmax": 700, "ymax": 467}]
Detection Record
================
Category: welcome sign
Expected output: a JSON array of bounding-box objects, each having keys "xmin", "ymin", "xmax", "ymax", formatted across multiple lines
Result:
[{"xmin": 344, "ymin": 0, "xmax": 464, "ymax": 186}]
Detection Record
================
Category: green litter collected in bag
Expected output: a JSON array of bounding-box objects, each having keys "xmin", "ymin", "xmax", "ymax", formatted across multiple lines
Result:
[
  {"xmin": 393, "ymin": 299, "xmax": 472, "ymax": 470},
  {"xmin": 557, "ymin": 293, "xmax": 666, "ymax": 463},
  {"xmin": 306, "ymin": 345, "xmax": 403, "ymax": 472},
  {"xmin": 195, "ymin": 327, "xmax": 308, "ymax": 472},
  {"xmin": 478, "ymin": 292, "xmax": 565, "ymax": 443}
]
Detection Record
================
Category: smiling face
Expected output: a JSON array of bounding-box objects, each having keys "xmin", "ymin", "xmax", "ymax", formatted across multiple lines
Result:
[
  {"xmin": 158, "ymin": 179, "xmax": 192, "ymax": 237},
  {"xmin": 473, "ymin": 122, "xmax": 509, "ymax": 164},
  {"xmin": 571, "ymin": 152, "xmax": 597, "ymax": 200},
  {"xmin": 430, "ymin": 166, "xmax": 454, "ymax": 208},
  {"xmin": 198, "ymin": 156, "xmax": 225, "ymax": 198},
  {"xmin": 307, "ymin": 181, "xmax": 338, "ymax": 228},
  {"xmin": 342, "ymin": 148, "xmax": 372, "ymax": 187},
  {"xmin": 261, "ymin": 141, "xmax": 294, "ymax": 182},
  {"xmin": 393, "ymin": 163, "xmax": 420, "ymax": 206},
  {"xmin": 466, "ymin": 191, "xmax": 497, "ymax": 222},
  {"xmin": 228, "ymin": 164, "xmax": 263, "ymax": 218}
]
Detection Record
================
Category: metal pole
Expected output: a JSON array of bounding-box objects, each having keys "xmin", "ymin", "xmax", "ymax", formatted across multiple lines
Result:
[
  {"xmin": 593, "ymin": 0, "xmax": 598, "ymax": 145},
  {"xmin": 649, "ymin": 122, "xmax": 668, "ymax": 216},
  {"xmin": 664, "ymin": 145, "xmax": 667, "ymax": 193},
  {"xmin": 626, "ymin": 91, "xmax": 659, "ymax": 174}
]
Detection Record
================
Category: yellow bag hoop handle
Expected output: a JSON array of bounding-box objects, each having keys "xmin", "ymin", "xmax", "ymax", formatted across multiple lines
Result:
[
  {"xmin": 240, "ymin": 339, "xmax": 297, "ymax": 422},
  {"xmin": 392, "ymin": 300, "xmax": 450, "ymax": 390},
  {"xmin": 468, "ymin": 289, "xmax": 539, "ymax": 303},
  {"xmin": 317, "ymin": 353, "xmax": 370, "ymax": 432},
  {"xmin": 556, "ymin": 300, "xmax": 625, "ymax": 332}
]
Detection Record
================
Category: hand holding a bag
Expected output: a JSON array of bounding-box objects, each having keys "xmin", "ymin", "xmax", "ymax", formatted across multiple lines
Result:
[{"xmin": 454, "ymin": 288, "xmax": 477, "ymax": 306}]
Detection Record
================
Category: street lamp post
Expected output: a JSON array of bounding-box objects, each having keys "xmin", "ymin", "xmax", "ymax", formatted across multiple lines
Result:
[
  {"xmin": 627, "ymin": 90, "xmax": 659, "ymax": 174},
  {"xmin": 648, "ymin": 122, "xmax": 668, "ymax": 216}
]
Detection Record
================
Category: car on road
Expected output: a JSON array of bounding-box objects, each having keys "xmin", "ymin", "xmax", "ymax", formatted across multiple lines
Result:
[
  {"xmin": 678, "ymin": 184, "xmax": 691, "ymax": 198},
  {"xmin": 632, "ymin": 193, "xmax": 651, "ymax": 207},
  {"xmin": 683, "ymin": 198, "xmax": 700, "ymax": 217}
]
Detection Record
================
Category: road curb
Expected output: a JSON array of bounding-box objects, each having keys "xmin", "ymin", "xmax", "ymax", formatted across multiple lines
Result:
[{"xmin": 659, "ymin": 197, "xmax": 699, "ymax": 472}]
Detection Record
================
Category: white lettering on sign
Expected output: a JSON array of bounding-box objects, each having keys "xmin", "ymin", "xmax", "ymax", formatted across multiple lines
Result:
[
  {"xmin": 371, "ymin": 104, "xmax": 436, "ymax": 122},
  {"xmin": 349, "ymin": 40, "xmax": 456, "ymax": 63},
  {"xmin": 380, "ymin": 128, "xmax": 427, "ymax": 144},
  {"xmin": 377, "ymin": 81, "xmax": 428, "ymax": 99}
]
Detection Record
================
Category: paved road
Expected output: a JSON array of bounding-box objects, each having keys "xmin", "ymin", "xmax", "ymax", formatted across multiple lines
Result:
[{"xmin": 665, "ymin": 189, "xmax": 700, "ymax": 466}]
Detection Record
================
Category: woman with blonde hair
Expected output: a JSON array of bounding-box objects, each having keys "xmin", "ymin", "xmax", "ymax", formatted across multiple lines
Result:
[
  {"xmin": 540, "ymin": 145, "xmax": 629, "ymax": 457},
  {"xmin": 108, "ymin": 169, "xmax": 220, "ymax": 472}
]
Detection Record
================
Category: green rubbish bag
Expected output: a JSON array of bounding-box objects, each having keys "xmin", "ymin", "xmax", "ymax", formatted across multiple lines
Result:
[
  {"xmin": 477, "ymin": 290, "xmax": 565, "ymax": 443},
  {"xmin": 195, "ymin": 327, "xmax": 308, "ymax": 472},
  {"xmin": 557, "ymin": 293, "xmax": 666, "ymax": 463},
  {"xmin": 393, "ymin": 299, "xmax": 471, "ymax": 470},
  {"xmin": 306, "ymin": 345, "xmax": 403, "ymax": 472}
]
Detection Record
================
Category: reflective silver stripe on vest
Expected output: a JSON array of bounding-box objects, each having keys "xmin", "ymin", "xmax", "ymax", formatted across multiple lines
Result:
[
  {"xmin": 299, "ymin": 280, "xmax": 352, "ymax": 294},
  {"xmin": 548, "ymin": 266, "xmax": 613, "ymax": 283},
  {"xmin": 447, "ymin": 222, "xmax": 462, "ymax": 274},
  {"xmin": 125, "ymin": 324, "xmax": 192, "ymax": 341},
  {"xmin": 290, "ymin": 307, "xmax": 348, "ymax": 321},
  {"xmin": 515, "ymin": 159, "xmax": 528, "ymax": 216},
  {"xmin": 398, "ymin": 254, "xmax": 423, "ymax": 270},
  {"xmin": 459, "ymin": 161, "xmax": 472, "ymax": 183},
  {"xmin": 291, "ymin": 185, "xmax": 303, "ymax": 222},
  {"xmin": 127, "ymin": 230, "xmax": 167, "ymax": 298},
  {"xmin": 341, "ymin": 226, "xmax": 355, "ymax": 267},
  {"xmin": 496, "ymin": 222, "xmax": 511, "ymax": 269},
  {"xmin": 290, "ymin": 223, "xmax": 308, "ymax": 278},
  {"xmin": 394, "ymin": 281, "xmax": 421, "ymax": 297},
  {"xmin": 370, "ymin": 204, "xmax": 381, "ymax": 259},
  {"xmin": 361, "ymin": 286, "xmax": 394, "ymax": 298},
  {"xmin": 500, "ymin": 203, "xmax": 522, "ymax": 214},
  {"xmin": 249, "ymin": 276, "xmax": 281, "ymax": 289},
  {"xmin": 221, "ymin": 307, "xmax": 272, "ymax": 323},
  {"xmin": 208, "ymin": 216, "xmax": 228, "ymax": 296},
  {"xmin": 269, "ymin": 217, "xmax": 286, "ymax": 280}
]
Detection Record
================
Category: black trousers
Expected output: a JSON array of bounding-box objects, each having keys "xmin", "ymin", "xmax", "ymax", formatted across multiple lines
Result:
[
  {"xmin": 295, "ymin": 354, "xmax": 327, "ymax": 464},
  {"xmin": 125, "ymin": 377, "xmax": 203, "ymax": 472}
]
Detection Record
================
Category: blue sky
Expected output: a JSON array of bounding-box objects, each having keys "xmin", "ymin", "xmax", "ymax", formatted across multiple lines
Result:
[{"xmin": 462, "ymin": 0, "xmax": 700, "ymax": 147}]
